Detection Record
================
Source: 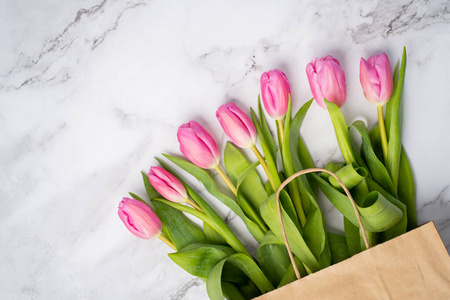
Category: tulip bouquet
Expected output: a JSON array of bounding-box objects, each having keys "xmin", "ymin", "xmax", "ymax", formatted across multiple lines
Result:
[{"xmin": 118, "ymin": 47, "xmax": 415, "ymax": 300}]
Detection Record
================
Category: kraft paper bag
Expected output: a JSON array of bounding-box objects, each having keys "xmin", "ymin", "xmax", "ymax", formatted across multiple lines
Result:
[{"xmin": 254, "ymin": 222, "xmax": 450, "ymax": 300}]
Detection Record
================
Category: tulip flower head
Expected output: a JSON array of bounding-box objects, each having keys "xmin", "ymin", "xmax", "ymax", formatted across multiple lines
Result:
[
  {"xmin": 360, "ymin": 53, "xmax": 393, "ymax": 106},
  {"xmin": 306, "ymin": 55, "xmax": 346, "ymax": 109},
  {"xmin": 148, "ymin": 167, "xmax": 188, "ymax": 203},
  {"xmin": 177, "ymin": 121, "xmax": 220, "ymax": 169},
  {"xmin": 260, "ymin": 69, "xmax": 290, "ymax": 119},
  {"xmin": 216, "ymin": 103, "xmax": 257, "ymax": 148},
  {"xmin": 118, "ymin": 197, "xmax": 162, "ymax": 240}
]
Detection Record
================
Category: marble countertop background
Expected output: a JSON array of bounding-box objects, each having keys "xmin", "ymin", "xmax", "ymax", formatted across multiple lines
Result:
[{"xmin": 1, "ymin": 0, "xmax": 449, "ymax": 299}]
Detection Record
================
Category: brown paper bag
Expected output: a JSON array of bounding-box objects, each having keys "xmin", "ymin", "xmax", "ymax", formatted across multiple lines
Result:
[{"xmin": 254, "ymin": 222, "xmax": 450, "ymax": 300}]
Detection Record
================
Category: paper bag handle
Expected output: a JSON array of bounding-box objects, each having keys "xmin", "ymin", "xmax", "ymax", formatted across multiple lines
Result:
[{"xmin": 275, "ymin": 168, "xmax": 370, "ymax": 280}]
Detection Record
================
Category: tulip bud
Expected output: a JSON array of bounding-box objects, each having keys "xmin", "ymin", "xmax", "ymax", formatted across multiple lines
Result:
[
  {"xmin": 360, "ymin": 53, "xmax": 393, "ymax": 106},
  {"xmin": 216, "ymin": 103, "xmax": 257, "ymax": 148},
  {"xmin": 148, "ymin": 167, "xmax": 188, "ymax": 203},
  {"xmin": 260, "ymin": 69, "xmax": 290, "ymax": 119},
  {"xmin": 118, "ymin": 197, "xmax": 161, "ymax": 240},
  {"xmin": 306, "ymin": 55, "xmax": 346, "ymax": 109},
  {"xmin": 177, "ymin": 121, "xmax": 220, "ymax": 169}
]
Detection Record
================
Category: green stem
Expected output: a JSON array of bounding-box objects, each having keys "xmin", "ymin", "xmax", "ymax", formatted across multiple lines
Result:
[
  {"xmin": 186, "ymin": 198, "xmax": 203, "ymax": 212},
  {"xmin": 276, "ymin": 119, "xmax": 285, "ymax": 145},
  {"xmin": 377, "ymin": 105, "xmax": 388, "ymax": 163},
  {"xmin": 215, "ymin": 165, "xmax": 238, "ymax": 197},
  {"xmin": 158, "ymin": 234, "xmax": 177, "ymax": 251},
  {"xmin": 251, "ymin": 145, "xmax": 276, "ymax": 191}
]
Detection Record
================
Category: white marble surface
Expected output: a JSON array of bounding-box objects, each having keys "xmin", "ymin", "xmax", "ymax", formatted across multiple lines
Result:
[{"xmin": 1, "ymin": 0, "xmax": 450, "ymax": 299}]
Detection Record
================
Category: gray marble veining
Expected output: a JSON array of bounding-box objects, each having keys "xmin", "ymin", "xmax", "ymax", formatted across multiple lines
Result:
[{"xmin": 1, "ymin": 0, "xmax": 449, "ymax": 299}]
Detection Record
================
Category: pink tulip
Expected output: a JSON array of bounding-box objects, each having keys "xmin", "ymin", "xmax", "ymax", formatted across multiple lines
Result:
[
  {"xmin": 306, "ymin": 55, "xmax": 346, "ymax": 109},
  {"xmin": 118, "ymin": 197, "xmax": 161, "ymax": 240},
  {"xmin": 260, "ymin": 69, "xmax": 290, "ymax": 119},
  {"xmin": 177, "ymin": 121, "xmax": 220, "ymax": 169},
  {"xmin": 216, "ymin": 103, "xmax": 257, "ymax": 148},
  {"xmin": 360, "ymin": 53, "xmax": 393, "ymax": 106},
  {"xmin": 148, "ymin": 167, "xmax": 187, "ymax": 203}
]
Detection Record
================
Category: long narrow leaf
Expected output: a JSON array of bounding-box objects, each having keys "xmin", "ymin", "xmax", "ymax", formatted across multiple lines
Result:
[
  {"xmin": 385, "ymin": 62, "xmax": 400, "ymax": 137},
  {"xmin": 224, "ymin": 142, "xmax": 268, "ymax": 211},
  {"xmin": 366, "ymin": 177, "xmax": 407, "ymax": 241},
  {"xmin": 328, "ymin": 232, "xmax": 350, "ymax": 264},
  {"xmin": 152, "ymin": 200, "xmax": 207, "ymax": 250},
  {"xmin": 207, "ymin": 253, "xmax": 274, "ymax": 300},
  {"xmin": 325, "ymin": 100, "xmax": 368, "ymax": 170},
  {"xmin": 278, "ymin": 257, "xmax": 306, "ymax": 288},
  {"xmin": 258, "ymin": 96, "xmax": 277, "ymax": 162},
  {"xmin": 251, "ymin": 108, "xmax": 281, "ymax": 189},
  {"xmin": 281, "ymin": 99, "xmax": 304, "ymax": 226},
  {"xmin": 298, "ymin": 135, "xmax": 318, "ymax": 193},
  {"xmin": 156, "ymin": 158, "xmax": 252, "ymax": 256},
  {"xmin": 351, "ymin": 121, "xmax": 396, "ymax": 196},
  {"xmin": 288, "ymin": 99, "xmax": 317, "ymax": 213},
  {"xmin": 313, "ymin": 173, "xmax": 403, "ymax": 232},
  {"xmin": 163, "ymin": 154, "xmax": 266, "ymax": 242},
  {"xmin": 398, "ymin": 148, "xmax": 417, "ymax": 230},
  {"xmin": 257, "ymin": 231, "xmax": 291, "ymax": 287},
  {"xmin": 289, "ymin": 99, "xmax": 315, "ymax": 194},
  {"xmin": 386, "ymin": 47, "xmax": 407, "ymax": 191},
  {"xmin": 204, "ymin": 222, "xmax": 227, "ymax": 245},
  {"xmin": 328, "ymin": 162, "xmax": 367, "ymax": 191},
  {"xmin": 260, "ymin": 193, "xmax": 321, "ymax": 272},
  {"xmin": 344, "ymin": 217, "xmax": 361, "ymax": 255},
  {"xmin": 169, "ymin": 243, "xmax": 236, "ymax": 277}
]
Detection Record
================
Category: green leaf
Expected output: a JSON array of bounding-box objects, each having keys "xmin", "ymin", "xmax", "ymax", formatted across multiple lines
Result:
[
  {"xmin": 235, "ymin": 161, "xmax": 269, "ymax": 232},
  {"xmin": 324, "ymin": 98, "xmax": 372, "ymax": 253},
  {"xmin": 328, "ymin": 162, "xmax": 368, "ymax": 191},
  {"xmin": 260, "ymin": 193, "xmax": 321, "ymax": 272},
  {"xmin": 385, "ymin": 61, "xmax": 400, "ymax": 137},
  {"xmin": 206, "ymin": 253, "xmax": 274, "ymax": 300},
  {"xmin": 222, "ymin": 282, "xmax": 246, "ymax": 300},
  {"xmin": 366, "ymin": 177, "xmax": 407, "ymax": 241},
  {"xmin": 152, "ymin": 200, "xmax": 207, "ymax": 250},
  {"xmin": 321, "ymin": 161, "xmax": 345, "ymax": 180},
  {"xmin": 224, "ymin": 142, "xmax": 268, "ymax": 212},
  {"xmin": 156, "ymin": 159, "xmax": 252, "ymax": 257},
  {"xmin": 280, "ymin": 99, "xmax": 305, "ymax": 226},
  {"xmin": 163, "ymin": 154, "xmax": 266, "ymax": 243},
  {"xmin": 169, "ymin": 243, "xmax": 235, "ymax": 277},
  {"xmin": 351, "ymin": 121, "xmax": 396, "ymax": 196},
  {"xmin": 303, "ymin": 191, "xmax": 331, "ymax": 268},
  {"xmin": 328, "ymin": 232, "xmax": 350, "ymax": 264},
  {"xmin": 128, "ymin": 192, "xmax": 146, "ymax": 203},
  {"xmin": 257, "ymin": 231, "xmax": 291, "ymax": 287},
  {"xmin": 289, "ymin": 99, "xmax": 317, "ymax": 198},
  {"xmin": 344, "ymin": 217, "xmax": 361, "ymax": 255},
  {"xmin": 325, "ymin": 100, "xmax": 368, "ymax": 170},
  {"xmin": 277, "ymin": 256, "xmax": 306, "ymax": 288},
  {"xmin": 204, "ymin": 222, "xmax": 228, "ymax": 245},
  {"xmin": 325, "ymin": 99, "xmax": 357, "ymax": 164},
  {"xmin": 278, "ymin": 190, "xmax": 301, "ymax": 231},
  {"xmin": 386, "ymin": 47, "xmax": 407, "ymax": 191},
  {"xmin": 398, "ymin": 148, "xmax": 417, "ymax": 230},
  {"xmin": 288, "ymin": 101, "xmax": 332, "ymax": 268},
  {"xmin": 312, "ymin": 173, "xmax": 403, "ymax": 232},
  {"xmin": 369, "ymin": 124, "xmax": 384, "ymax": 162},
  {"xmin": 235, "ymin": 281, "xmax": 260, "ymax": 299},
  {"xmin": 298, "ymin": 134, "xmax": 318, "ymax": 193},
  {"xmin": 250, "ymin": 103, "xmax": 281, "ymax": 189},
  {"xmin": 258, "ymin": 96, "xmax": 277, "ymax": 163}
]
